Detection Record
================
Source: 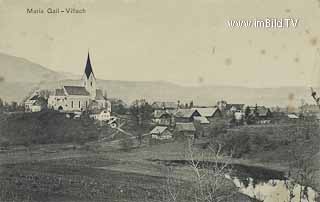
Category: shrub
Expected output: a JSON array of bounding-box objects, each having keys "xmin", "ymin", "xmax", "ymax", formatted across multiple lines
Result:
[{"xmin": 0, "ymin": 111, "xmax": 101, "ymax": 146}]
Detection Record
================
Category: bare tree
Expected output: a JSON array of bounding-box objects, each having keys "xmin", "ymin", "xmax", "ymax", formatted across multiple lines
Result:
[{"xmin": 164, "ymin": 140, "xmax": 237, "ymax": 202}]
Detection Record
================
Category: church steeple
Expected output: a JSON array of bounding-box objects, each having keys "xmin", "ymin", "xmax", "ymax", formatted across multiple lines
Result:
[
  {"xmin": 84, "ymin": 52, "xmax": 94, "ymax": 79},
  {"xmin": 83, "ymin": 51, "xmax": 96, "ymax": 99}
]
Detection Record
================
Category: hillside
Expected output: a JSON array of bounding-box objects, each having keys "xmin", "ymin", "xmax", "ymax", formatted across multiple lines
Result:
[
  {"xmin": 0, "ymin": 52, "xmax": 75, "ymax": 83},
  {"xmin": 0, "ymin": 53, "xmax": 315, "ymax": 107}
]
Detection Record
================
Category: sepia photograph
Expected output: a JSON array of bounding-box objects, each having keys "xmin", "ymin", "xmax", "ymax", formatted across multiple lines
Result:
[{"xmin": 0, "ymin": 0, "xmax": 319, "ymax": 201}]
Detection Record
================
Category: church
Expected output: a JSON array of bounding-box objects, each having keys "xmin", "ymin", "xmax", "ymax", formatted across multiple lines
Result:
[{"xmin": 48, "ymin": 53, "xmax": 111, "ymax": 113}]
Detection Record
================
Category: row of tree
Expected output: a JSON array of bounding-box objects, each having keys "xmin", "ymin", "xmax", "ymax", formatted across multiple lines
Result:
[{"xmin": 0, "ymin": 98, "xmax": 24, "ymax": 112}]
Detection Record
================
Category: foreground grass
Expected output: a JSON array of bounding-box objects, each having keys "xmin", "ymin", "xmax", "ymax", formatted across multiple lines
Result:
[{"xmin": 0, "ymin": 156, "xmax": 257, "ymax": 202}]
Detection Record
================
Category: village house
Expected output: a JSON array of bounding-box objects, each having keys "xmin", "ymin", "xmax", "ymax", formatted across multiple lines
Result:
[
  {"xmin": 193, "ymin": 116, "xmax": 210, "ymax": 125},
  {"xmin": 192, "ymin": 107, "xmax": 222, "ymax": 123},
  {"xmin": 287, "ymin": 114, "xmax": 299, "ymax": 119},
  {"xmin": 89, "ymin": 109, "xmax": 112, "ymax": 121},
  {"xmin": 174, "ymin": 108, "xmax": 201, "ymax": 123},
  {"xmin": 193, "ymin": 116, "xmax": 210, "ymax": 137},
  {"xmin": 47, "ymin": 53, "xmax": 110, "ymax": 115},
  {"xmin": 249, "ymin": 105, "xmax": 272, "ymax": 124},
  {"xmin": 149, "ymin": 126, "xmax": 173, "ymax": 140},
  {"xmin": 25, "ymin": 94, "xmax": 47, "ymax": 112},
  {"xmin": 152, "ymin": 109, "xmax": 175, "ymax": 127},
  {"xmin": 174, "ymin": 122, "xmax": 196, "ymax": 139},
  {"xmin": 225, "ymin": 104, "xmax": 245, "ymax": 114}
]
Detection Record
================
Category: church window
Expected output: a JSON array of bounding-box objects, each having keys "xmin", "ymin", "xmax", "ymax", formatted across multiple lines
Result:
[
  {"xmin": 79, "ymin": 101, "xmax": 81, "ymax": 108},
  {"xmin": 71, "ymin": 101, "xmax": 73, "ymax": 108},
  {"xmin": 91, "ymin": 81, "xmax": 92, "ymax": 86},
  {"xmin": 86, "ymin": 101, "xmax": 88, "ymax": 108}
]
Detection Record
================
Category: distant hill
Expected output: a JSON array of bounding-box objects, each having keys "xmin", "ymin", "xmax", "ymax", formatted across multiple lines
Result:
[
  {"xmin": 0, "ymin": 53, "xmax": 316, "ymax": 107},
  {"xmin": 34, "ymin": 79, "xmax": 315, "ymax": 107},
  {"xmin": 0, "ymin": 52, "xmax": 78, "ymax": 83}
]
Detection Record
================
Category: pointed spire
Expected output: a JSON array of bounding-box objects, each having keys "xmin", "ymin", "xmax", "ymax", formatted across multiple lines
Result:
[{"xmin": 84, "ymin": 52, "xmax": 94, "ymax": 79}]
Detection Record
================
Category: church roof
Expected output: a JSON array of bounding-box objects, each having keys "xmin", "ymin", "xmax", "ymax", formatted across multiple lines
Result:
[
  {"xmin": 63, "ymin": 86, "xmax": 90, "ymax": 96},
  {"xmin": 84, "ymin": 52, "xmax": 94, "ymax": 79}
]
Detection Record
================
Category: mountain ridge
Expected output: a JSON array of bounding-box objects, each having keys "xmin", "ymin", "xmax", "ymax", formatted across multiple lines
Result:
[{"xmin": 0, "ymin": 53, "xmax": 315, "ymax": 107}]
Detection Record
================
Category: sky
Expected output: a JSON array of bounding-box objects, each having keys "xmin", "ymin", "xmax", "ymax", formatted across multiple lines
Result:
[{"xmin": 0, "ymin": 0, "xmax": 320, "ymax": 87}]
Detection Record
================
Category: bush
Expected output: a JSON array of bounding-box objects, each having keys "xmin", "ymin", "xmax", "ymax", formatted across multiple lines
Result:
[{"xmin": 0, "ymin": 111, "xmax": 101, "ymax": 146}]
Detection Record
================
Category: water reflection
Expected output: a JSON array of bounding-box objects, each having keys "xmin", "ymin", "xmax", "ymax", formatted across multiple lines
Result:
[{"xmin": 226, "ymin": 175, "xmax": 318, "ymax": 202}]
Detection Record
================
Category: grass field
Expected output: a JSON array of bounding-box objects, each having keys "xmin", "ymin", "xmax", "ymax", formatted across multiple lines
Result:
[
  {"xmin": 0, "ymin": 152, "xmax": 257, "ymax": 202},
  {"xmin": 0, "ymin": 112, "xmax": 319, "ymax": 201}
]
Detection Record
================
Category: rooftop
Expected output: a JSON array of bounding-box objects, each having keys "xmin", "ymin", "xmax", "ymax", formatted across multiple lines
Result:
[
  {"xmin": 192, "ymin": 107, "xmax": 219, "ymax": 117},
  {"xmin": 64, "ymin": 86, "xmax": 90, "ymax": 96},
  {"xmin": 175, "ymin": 122, "xmax": 196, "ymax": 132},
  {"xmin": 150, "ymin": 126, "xmax": 168, "ymax": 134}
]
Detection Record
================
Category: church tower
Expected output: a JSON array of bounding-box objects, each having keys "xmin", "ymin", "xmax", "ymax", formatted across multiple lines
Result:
[{"xmin": 82, "ymin": 52, "xmax": 96, "ymax": 99}]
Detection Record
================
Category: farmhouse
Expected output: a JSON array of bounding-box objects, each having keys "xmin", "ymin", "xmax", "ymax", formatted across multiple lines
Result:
[
  {"xmin": 193, "ymin": 116, "xmax": 210, "ymax": 124},
  {"xmin": 150, "ymin": 126, "xmax": 173, "ymax": 140},
  {"xmin": 174, "ymin": 108, "xmax": 201, "ymax": 123},
  {"xmin": 192, "ymin": 107, "xmax": 222, "ymax": 122},
  {"xmin": 249, "ymin": 106, "xmax": 272, "ymax": 119},
  {"xmin": 25, "ymin": 94, "xmax": 47, "ymax": 112},
  {"xmin": 47, "ymin": 53, "xmax": 110, "ymax": 113},
  {"xmin": 89, "ymin": 109, "xmax": 112, "ymax": 121},
  {"xmin": 225, "ymin": 104, "xmax": 245, "ymax": 114},
  {"xmin": 175, "ymin": 122, "xmax": 196, "ymax": 139},
  {"xmin": 153, "ymin": 110, "xmax": 175, "ymax": 126}
]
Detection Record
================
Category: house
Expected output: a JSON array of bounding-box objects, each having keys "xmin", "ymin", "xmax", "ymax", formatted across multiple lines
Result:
[
  {"xmin": 150, "ymin": 126, "xmax": 173, "ymax": 140},
  {"xmin": 89, "ymin": 109, "xmax": 111, "ymax": 121},
  {"xmin": 193, "ymin": 116, "xmax": 210, "ymax": 137},
  {"xmin": 174, "ymin": 108, "xmax": 201, "ymax": 123},
  {"xmin": 153, "ymin": 109, "xmax": 175, "ymax": 126},
  {"xmin": 225, "ymin": 104, "xmax": 245, "ymax": 114},
  {"xmin": 250, "ymin": 106, "xmax": 272, "ymax": 119},
  {"xmin": 248, "ymin": 105, "xmax": 272, "ymax": 124},
  {"xmin": 192, "ymin": 107, "xmax": 222, "ymax": 122},
  {"xmin": 193, "ymin": 116, "xmax": 210, "ymax": 124},
  {"xmin": 287, "ymin": 114, "xmax": 299, "ymax": 119},
  {"xmin": 25, "ymin": 94, "xmax": 47, "ymax": 112},
  {"xmin": 48, "ymin": 52, "xmax": 110, "ymax": 113},
  {"xmin": 175, "ymin": 122, "xmax": 196, "ymax": 139},
  {"xmin": 151, "ymin": 101, "xmax": 178, "ymax": 110}
]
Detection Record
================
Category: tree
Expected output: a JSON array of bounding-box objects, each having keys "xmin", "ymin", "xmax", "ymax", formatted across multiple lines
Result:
[
  {"xmin": 0, "ymin": 98, "xmax": 3, "ymax": 108},
  {"xmin": 164, "ymin": 142, "xmax": 237, "ymax": 202},
  {"xmin": 38, "ymin": 89, "xmax": 51, "ymax": 100},
  {"xmin": 112, "ymin": 103, "xmax": 127, "ymax": 115},
  {"xmin": 189, "ymin": 100, "xmax": 194, "ymax": 108},
  {"xmin": 244, "ymin": 106, "xmax": 255, "ymax": 124},
  {"xmin": 10, "ymin": 101, "xmax": 18, "ymax": 112},
  {"xmin": 244, "ymin": 106, "xmax": 251, "ymax": 119},
  {"xmin": 129, "ymin": 99, "xmax": 153, "ymax": 126}
]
